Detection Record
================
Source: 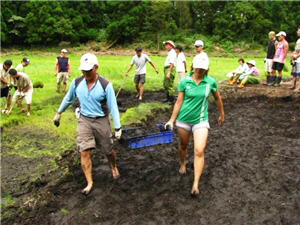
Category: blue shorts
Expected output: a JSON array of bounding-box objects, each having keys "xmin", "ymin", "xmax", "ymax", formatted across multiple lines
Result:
[{"xmin": 175, "ymin": 120, "xmax": 210, "ymax": 132}]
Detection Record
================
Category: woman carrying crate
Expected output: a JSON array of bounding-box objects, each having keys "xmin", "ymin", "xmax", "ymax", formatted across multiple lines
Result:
[{"xmin": 165, "ymin": 40, "xmax": 225, "ymax": 196}]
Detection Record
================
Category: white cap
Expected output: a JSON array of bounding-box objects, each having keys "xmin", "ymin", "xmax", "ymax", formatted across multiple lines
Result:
[
  {"xmin": 247, "ymin": 60, "xmax": 256, "ymax": 67},
  {"xmin": 192, "ymin": 53, "xmax": 209, "ymax": 70},
  {"xmin": 61, "ymin": 49, "xmax": 68, "ymax": 53},
  {"xmin": 163, "ymin": 40, "xmax": 175, "ymax": 47},
  {"xmin": 78, "ymin": 53, "xmax": 98, "ymax": 71},
  {"xmin": 276, "ymin": 31, "xmax": 286, "ymax": 37},
  {"xmin": 194, "ymin": 40, "xmax": 204, "ymax": 47}
]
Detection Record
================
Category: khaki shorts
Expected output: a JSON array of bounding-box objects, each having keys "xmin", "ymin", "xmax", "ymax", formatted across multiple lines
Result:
[
  {"xmin": 57, "ymin": 72, "xmax": 69, "ymax": 84},
  {"xmin": 134, "ymin": 74, "xmax": 146, "ymax": 84},
  {"xmin": 265, "ymin": 59, "xmax": 273, "ymax": 73},
  {"xmin": 12, "ymin": 89, "xmax": 33, "ymax": 104},
  {"xmin": 178, "ymin": 72, "xmax": 185, "ymax": 84},
  {"xmin": 76, "ymin": 115, "xmax": 113, "ymax": 155}
]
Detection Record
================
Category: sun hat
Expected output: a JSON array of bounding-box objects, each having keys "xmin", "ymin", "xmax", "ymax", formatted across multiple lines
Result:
[
  {"xmin": 247, "ymin": 60, "xmax": 256, "ymax": 67},
  {"xmin": 193, "ymin": 53, "xmax": 209, "ymax": 70},
  {"xmin": 276, "ymin": 31, "xmax": 286, "ymax": 37},
  {"xmin": 22, "ymin": 58, "xmax": 30, "ymax": 65},
  {"xmin": 163, "ymin": 40, "xmax": 175, "ymax": 47},
  {"xmin": 78, "ymin": 53, "xmax": 99, "ymax": 71},
  {"xmin": 194, "ymin": 40, "xmax": 204, "ymax": 47},
  {"xmin": 61, "ymin": 49, "xmax": 68, "ymax": 53}
]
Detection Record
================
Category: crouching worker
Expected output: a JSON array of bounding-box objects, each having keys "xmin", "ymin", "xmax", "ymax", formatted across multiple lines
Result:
[
  {"xmin": 227, "ymin": 58, "xmax": 248, "ymax": 84},
  {"xmin": 8, "ymin": 69, "xmax": 33, "ymax": 117},
  {"xmin": 164, "ymin": 56, "xmax": 225, "ymax": 197},
  {"xmin": 53, "ymin": 53, "xmax": 122, "ymax": 195},
  {"xmin": 237, "ymin": 60, "xmax": 260, "ymax": 88}
]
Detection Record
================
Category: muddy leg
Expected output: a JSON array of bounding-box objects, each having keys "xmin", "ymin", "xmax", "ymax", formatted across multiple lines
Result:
[
  {"xmin": 135, "ymin": 83, "xmax": 140, "ymax": 98},
  {"xmin": 81, "ymin": 150, "xmax": 93, "ymax": 193},
  {"xmin": 56, "ymin": 83, "xmax": 60, "ymax": 93},
  {"xmin": 17, "ymin": 101, "xmax": 25, "ymax": 113},
  {"xmin": 26, "ymin": 104, "xmax": 31, "ymax": 116},
  {"xmin": 178, "ymin": 128, "xmax": 191, "ymax": 174},
  {"xmin": 139, "ymin": 82, "xmax": 144, "ymax": 100},
  {"xmin": 62, "ymin": 83, "xmax": 67, "ymax": 93},
  {"xmin": 192, "ymin": 128, "xmax": 208, "ymax": 195},
  {"xmin": 289, "ymin": 76, "xmax": 297, "ymax": 90},
  {"xmin": 106, "ymin": 150, "xmax": 119, "ymax": 179}
]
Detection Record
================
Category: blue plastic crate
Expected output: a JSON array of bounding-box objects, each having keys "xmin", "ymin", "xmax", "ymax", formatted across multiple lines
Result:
[{"xmin": 120, "ymin": 124, "xmax": 173, "ymax": 149}]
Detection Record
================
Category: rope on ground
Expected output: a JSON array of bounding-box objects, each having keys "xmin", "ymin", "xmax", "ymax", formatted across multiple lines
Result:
[{"xmin": 272, "ymin": 153, "xmax": 300, "ymax": 160}]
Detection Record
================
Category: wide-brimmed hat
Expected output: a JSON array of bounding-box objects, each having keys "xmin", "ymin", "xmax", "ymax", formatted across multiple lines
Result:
[
  {"xmin": 163, "ymin": 40, "xmax": 175, "ymax": 47},
  {"xmin": 78, "ymin": 53, "xmax": 98, "ymax": 71},
  {"xmin": 247, "ymin": 60, "xmax": 256, "ymax": 67}
]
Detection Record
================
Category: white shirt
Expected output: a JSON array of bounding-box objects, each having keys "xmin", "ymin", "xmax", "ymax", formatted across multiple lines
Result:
[
  {"xmin": 235, "ymin": 63, "xmax": 249, "ymax": 73},
  {"xmin": 176, "ymin": 52, "xmax": 186, "ymax": 72},
  {"xmin": 192, "ymin": 52, "xmax": 209, "ymax": 70},
  {"xmin": 0, "ymin": 64, "xmax": 10, "ymax": 89},
  {"xmin": 164, "ymin": 49, "xmax": 176, "ymax": 67},
  {"xmin": 296, "ymin": 39, "xmax": 300, "ymax": 63},
  {"xmin": 131, "ymin": 54, "xmax": 151, "ymax": 75}
]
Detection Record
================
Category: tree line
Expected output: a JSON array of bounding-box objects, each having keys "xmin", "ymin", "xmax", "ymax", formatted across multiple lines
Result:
[{"xmin": 1, "ymin": 1, "xmax": 300, "ymax": 49}]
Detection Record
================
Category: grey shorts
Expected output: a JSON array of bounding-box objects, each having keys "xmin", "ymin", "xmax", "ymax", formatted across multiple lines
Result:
[
  {"xmin": 76, "ymin": 115, "xmax": 113, "ymax": 155},
  {"xmin": 134, "ymin": 74, "xmax": 146, "ymax": 84},
  {"xmin": 176, "ymin": 120, "xmax": 210, "ymax": 132}
]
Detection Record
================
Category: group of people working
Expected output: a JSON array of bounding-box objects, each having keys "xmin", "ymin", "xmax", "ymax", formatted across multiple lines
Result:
[{"xmin": 0, "ymin": 58, "xmax": 32, "ymax": 116}]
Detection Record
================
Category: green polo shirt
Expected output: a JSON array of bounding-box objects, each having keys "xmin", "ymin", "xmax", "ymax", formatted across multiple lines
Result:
[
  {"xmin": 16, "ymin": 64, "xmax": 25, "ymax": 72},
  {"xmin": 177, "ymin": 72, "xmax": 218, "ymax": 124}
]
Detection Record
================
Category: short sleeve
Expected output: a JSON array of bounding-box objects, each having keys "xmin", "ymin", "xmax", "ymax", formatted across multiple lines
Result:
[
  {"xmin": 170, "ymin": 51, "xmax": 176, "ymax": 65},
  {"xmin": 178, "ymin": 79, "xmax": 186, "ymax": 92},
  {"xmin": 131, "ymin": 56, "xmax": 135, "ymax": 65},
  {"xmin": 211, "ymin": 80, "xmax": 218, "ymax": 93},
  {"xmin": 145, "ymin": 55, "xmax": 151, "ymax": 62},
  {"xmin": 182, "ymin": 54, "xmax": 186, "ymax": 62}
]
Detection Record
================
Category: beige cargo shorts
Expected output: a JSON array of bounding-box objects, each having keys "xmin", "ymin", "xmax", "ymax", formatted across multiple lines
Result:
[{"xmin": 57, "ymin": 72, "xmax": 69, "ymax": 84}]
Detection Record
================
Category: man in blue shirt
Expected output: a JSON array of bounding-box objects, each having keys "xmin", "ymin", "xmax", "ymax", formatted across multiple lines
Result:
[{"xmin": 53, "ymin": 53, "xmax": 122, "ymax": 195}]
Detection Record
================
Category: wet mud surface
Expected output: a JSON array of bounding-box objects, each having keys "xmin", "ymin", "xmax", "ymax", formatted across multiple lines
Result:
[{"xmin": 2, "ymin": 86, "xmax": 300, "ymax": 224}]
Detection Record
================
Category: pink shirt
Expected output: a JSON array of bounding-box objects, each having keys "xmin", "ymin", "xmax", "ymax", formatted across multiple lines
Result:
[{"xmin": 274, "ymin": 40, "xmax": 288, "ymax": 63}]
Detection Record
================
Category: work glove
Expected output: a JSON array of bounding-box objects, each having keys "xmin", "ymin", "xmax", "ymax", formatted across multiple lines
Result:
[
  {"xmin": 10, "ymin": 82, "xmax": 14, "ymax": 87},
  {"xmin": 75, "ymin": 108, "xmax": 80, "ymax": 119},
  {"xmin": 115, "ymin": 128, "xmax": 122, "ymax": 140},
  {"xmin": 164, "ymin": 121, "xmax": 174, "ymax": 131},
  {"xmin": 20, "ymin": 91, "xmax": 25, "ymax": 97},
  {"xmin": 53, "ymin": 113, "xmax": 61, "ymax": 127}
]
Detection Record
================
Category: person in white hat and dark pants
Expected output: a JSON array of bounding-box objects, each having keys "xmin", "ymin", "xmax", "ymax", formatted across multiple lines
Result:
[
  {"xmin": 55, "ymin": 49, "xmax": 71, "ymax": 93},
  {"xmin": 268, "ymin": 31, "xmax": 289, "ymax": 86},
  {"xmin": 163, "ymin": 40, "xmax": 176, "ymax": 104},
  {"xmin": 164, "ymin": 50, "xmax": 224, "ymax": 197},
  {"xmin": 53, "ymin": 53, "xmax": 122, "ymax": 195}
]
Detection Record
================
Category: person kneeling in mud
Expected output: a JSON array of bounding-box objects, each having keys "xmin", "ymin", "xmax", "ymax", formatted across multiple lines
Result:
[
  {"xmin": 237, "ymin": 60, "xmax": 260, "ymax": 88},
  {"xmin": 227, "ymin": 58, "xmax": 248, "ymax": 84},
  {"xmin": 164, "ymin": 56, "xmax": 225, "ymax": 196}
]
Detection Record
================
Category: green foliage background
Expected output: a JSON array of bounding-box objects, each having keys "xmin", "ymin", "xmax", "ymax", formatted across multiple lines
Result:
[{"xmin": 1, "ymin": 1, "xmax": 300, "ymax": 49}]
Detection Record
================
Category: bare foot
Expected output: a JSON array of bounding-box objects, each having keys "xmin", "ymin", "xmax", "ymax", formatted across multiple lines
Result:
[
  {"xmin": 288, "ymin": 86, "xmax": 295, "ymax": 90},
  {"xmin": 179, "ymin": 165, "xmax": 186, "ymax": 174},
  {"xmin": 190, "ymin": 186, "xmax": 200, "ymax": 197},
  {"xmin": 26, "ymin": 112, "xmax": 30, "ymax": 117},
  {"xmin": 81, "ymin": 184, "xmax": 93, "ymax": 195},
  {"xmin": 135, "ymin": 94, "xmax": 140, "ymax": 98},
  {"xmin": 139, "ymin": 96, "xmax": 142, "ymax": 100},
  {"xmin": 18, "ymin": 109, "xmax": 26, "ymax": 114},
  {"xmin": 294, "ymin": 88, "xmax": 300, "ymax": 92},
  {"xmin": 112, "ymin": 167, "xmax": 120, "ymax": 180}
]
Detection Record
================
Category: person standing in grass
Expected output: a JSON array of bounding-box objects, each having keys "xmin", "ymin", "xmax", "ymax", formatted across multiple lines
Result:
[
  {"xmin": 163, "ymin": 40, "xmax": 176, "ymax": 104},
  {"xmin": 175, "ymin": 45, "xmax": 187, "ymax": 84},
  {"xmin": 0, "ymin": 60, "xmax": 13, "ymax": 114},
  {"xmin": 164, "ymin": 52, "xmax": 224, "ymax": 197},
  {"xmin": 125, "ymin": 47, "xmax": 159, "ymax": 100},
  {"xmin": 53, "ymin": 53, "xmax": 122, "ymax": 195},
  {"xmin": 268, "ymin": 31, "xmax": 289, "ymax": 87},
  {"xmin": 264, "ymin": 31, "xmax": 277, "ymax": 85},
  {"xmin": 14, "ymin": 58, "xmax": 30, "ymax": 90},
  {"xmin": 288, "ymin": 26, "xmax": 300, "ymax": 92},
  {"xmin": 8, "ymin": 69, "xmax": 33, "ymax": 117},
  {"xmin": 55, "ymin": 49, "xmax": 71, "ymax": 94}
]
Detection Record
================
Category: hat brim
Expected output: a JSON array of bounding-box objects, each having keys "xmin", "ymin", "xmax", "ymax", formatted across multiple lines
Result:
[{"xmin": 78, "ymin": 64, "xmax": 94, "ymax": 71}]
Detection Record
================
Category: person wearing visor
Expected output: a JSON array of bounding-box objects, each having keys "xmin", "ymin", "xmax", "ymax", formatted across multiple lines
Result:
[
  {"xmin": 55, "ymin": 49, "xmax": 71, "ymax": 93},
  {"xmin": 164, "ymin": 49, "xmax": 225, "ymax": 197},
  {"xmin": 14, "ymin": 58, "xmax": 30, "ymax": 90},
  {"xmin": 53, "ymin": 53, "xmax": 122, "ymax": 195},
  {"xmin": 269, "ymin": 31, "xmax": 289, "ymax": 87},
  {"xmin": 163, "ymin": 40, "xmax": 176, "ymax": 104}
]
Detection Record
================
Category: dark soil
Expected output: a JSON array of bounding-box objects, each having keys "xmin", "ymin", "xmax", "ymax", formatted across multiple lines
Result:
[{"xmin": 2, "ymin": 86, "xmax": 300, "ymax": 224}]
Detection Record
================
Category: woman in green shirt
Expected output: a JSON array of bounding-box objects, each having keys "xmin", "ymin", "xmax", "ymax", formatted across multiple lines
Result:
[{"xmin": 165, "ymin": 43, "xmax": 225, "ymax": 196}]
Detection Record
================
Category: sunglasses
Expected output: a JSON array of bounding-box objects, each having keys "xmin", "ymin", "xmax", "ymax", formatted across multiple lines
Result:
[
  {"xmin": 82, "ymin": 66, "xmax": 95, "ymax": 73},
  {"xmin": 195, "ymin": 45, "xmax": 203, "ymax": 48}
]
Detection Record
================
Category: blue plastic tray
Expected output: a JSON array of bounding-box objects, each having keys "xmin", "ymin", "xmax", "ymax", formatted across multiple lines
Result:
[{"xmin": 120, "ymin": 124, "xmax": 173, "ymax": 149}]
